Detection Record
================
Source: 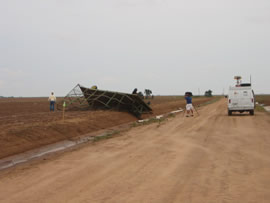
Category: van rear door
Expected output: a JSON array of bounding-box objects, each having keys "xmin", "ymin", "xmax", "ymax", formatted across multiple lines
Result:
[{"xmin": 229, "ymin": 89, "xmax": 254, "ymax": 109}]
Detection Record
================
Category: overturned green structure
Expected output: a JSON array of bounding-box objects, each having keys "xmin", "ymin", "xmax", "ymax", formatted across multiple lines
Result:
[{"xmin": 58, "ymin": 84, "xmax": 152, "ymax": 118}]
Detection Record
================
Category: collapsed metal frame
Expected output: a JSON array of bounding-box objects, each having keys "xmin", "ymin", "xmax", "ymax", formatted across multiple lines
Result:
[
  {"xmin": 57, "ymin": 84, "xmax": 89, "ymax": 110},
  {"xmin": 58, "ymin": 84, "xmax": 152, "ymax": 118}
]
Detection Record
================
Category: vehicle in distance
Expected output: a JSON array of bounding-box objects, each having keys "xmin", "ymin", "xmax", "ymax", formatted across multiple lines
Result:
[{"xmin": 228, "ymin": 83, "xmax": 255, "ymax": 116}]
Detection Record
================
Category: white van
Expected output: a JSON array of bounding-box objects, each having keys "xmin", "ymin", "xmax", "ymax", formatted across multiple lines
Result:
[{"xmin": 228, "ymin": 84, "xmax": 255, "ymax": 116}]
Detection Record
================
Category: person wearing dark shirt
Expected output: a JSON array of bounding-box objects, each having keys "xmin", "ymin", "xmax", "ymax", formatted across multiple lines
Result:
[
  {"xmin": 185, "ymin": 93, "xmax": 194, "ymax": 117},
  {"xmin": 132, "ymin": 88, "xmax": 137, "ymax": 94}
]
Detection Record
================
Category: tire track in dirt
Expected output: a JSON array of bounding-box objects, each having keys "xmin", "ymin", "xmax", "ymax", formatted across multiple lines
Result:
[{"xmin": 1, "ymin": 98, "xmax": 270, "ymax": 203}]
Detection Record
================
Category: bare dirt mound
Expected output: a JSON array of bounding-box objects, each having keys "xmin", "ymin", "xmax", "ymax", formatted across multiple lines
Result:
[{"xmin": 0, "ymin": 96, "xmax": 213, "ymax": 159}]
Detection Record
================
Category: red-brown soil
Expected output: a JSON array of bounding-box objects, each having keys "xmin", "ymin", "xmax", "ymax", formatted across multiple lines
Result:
[
  {"xmin": 0, "ymin": 96, "xmax": 213, "ymax": 159},
  {"xmin": 255, "ymin": 95, "xmax": 270, "ymax": 106},
  {"xmin": 1, "ymin": 98, "xmax": 270, "ymax": 203}
]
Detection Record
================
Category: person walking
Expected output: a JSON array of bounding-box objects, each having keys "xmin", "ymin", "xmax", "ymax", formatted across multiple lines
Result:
[
  {"xmin": 48, "ymin": 92, "xmax": 56, "ymax": 112},
  {"xmin": 185, "ymin": 92, "xmax": 194, "ymax": 117}
]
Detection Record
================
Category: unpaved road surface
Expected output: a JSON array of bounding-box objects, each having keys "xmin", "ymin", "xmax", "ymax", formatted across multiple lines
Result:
[{"xmin": 1, "ymin": 98, "xmax": 270, "ymax": 203}]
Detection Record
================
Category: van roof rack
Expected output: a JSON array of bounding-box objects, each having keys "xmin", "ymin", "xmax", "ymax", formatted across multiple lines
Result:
[{"xmin": 240, "ymin": 83, "xmax": 251, "ymax": 87}]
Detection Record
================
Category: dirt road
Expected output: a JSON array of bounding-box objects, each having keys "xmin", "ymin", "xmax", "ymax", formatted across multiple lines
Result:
[{"xmin": 1, "ymin": 98, "xmax": 270, "ymax": 203}]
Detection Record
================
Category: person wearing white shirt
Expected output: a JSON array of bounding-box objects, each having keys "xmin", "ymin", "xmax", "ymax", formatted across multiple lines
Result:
[{"xmin": 48, "ymin": 92, "xmax": 56, "ymax": 111}]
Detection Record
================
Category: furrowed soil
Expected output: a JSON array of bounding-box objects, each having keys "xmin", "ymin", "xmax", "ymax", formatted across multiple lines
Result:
[
  {"xmin": 0, "ymin": 96, "xmax": 212, "ymax": 159},
  {"xmin": 1, "ymin": 98, "xmax": 270, "ymax": 203},
  {"xmin": 255, "ymin": 95, "xmax": 270, "ymax": 106}
]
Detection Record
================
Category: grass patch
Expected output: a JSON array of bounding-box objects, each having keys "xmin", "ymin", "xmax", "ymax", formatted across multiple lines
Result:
[
  {"xmin": 167, "ymin": 113, "xmax": 176, "ymax": 118},
  {"xmin": 255, "ymin": 105, "xmax": 266, "ymax": 112},
  {"xmin": 131, "ymin": 117, "xmax": 167, "ymax": 128},
  {"xmin": 93, "ymin": 130, "xmax": 120, "ymax": 142}
]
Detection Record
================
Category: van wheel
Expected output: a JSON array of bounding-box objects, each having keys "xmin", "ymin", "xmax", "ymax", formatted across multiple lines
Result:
[
  {"xmin": 228, "ymin": 110, "xmax": 232, "ymax": 116},
  {"xmin": 250, "ymin": 110, "xmax": 254, "ymax": 115}
]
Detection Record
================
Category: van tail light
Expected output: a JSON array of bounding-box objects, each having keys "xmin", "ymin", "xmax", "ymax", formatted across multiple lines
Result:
[
  {"xmin": 229, "ymin": 99, "xmax": 231, "ymax": 103},
  {"xmin": 251, "ymin": 98, "xmax": 254, "ymax": 103}
]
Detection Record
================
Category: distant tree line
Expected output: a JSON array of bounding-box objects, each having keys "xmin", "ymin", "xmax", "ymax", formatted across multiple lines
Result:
[
  {"xmin": 144, "ymin": 89, "xmax": 153, "ymax": 99},
  {"xmin": 0, "ymin": 96, "xmax": 15, "ymax": 98},
  {"xmin": 134, "ymin": 89, "xmax": 153, "ymax": 99},
  {"xmin": 204, "ymin": 90, "xmax": 213, "ymax": 97}
]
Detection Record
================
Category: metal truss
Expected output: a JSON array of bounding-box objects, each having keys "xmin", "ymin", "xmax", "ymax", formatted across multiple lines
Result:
[{"xmin": 58, "ymin": 84, "xmax": 152, "ymax": 118}]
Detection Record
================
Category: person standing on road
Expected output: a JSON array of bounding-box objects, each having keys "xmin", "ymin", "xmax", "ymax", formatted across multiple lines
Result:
[
  {"xmin": 185, "ymin": 92, "xmax": 194, "ymax": 117},
  {"xmin": 48, "ymin": 92, "xmax": 56, "ymax": 112}
]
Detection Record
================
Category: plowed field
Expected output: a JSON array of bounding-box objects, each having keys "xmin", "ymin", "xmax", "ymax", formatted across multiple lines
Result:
[
  {"xmin": 0, "ymin": 96, "xmax": 213, "ymax": 159},
  {"xmin": 1, "ymin": 98, "xmax": 270, "ymax": 203}
]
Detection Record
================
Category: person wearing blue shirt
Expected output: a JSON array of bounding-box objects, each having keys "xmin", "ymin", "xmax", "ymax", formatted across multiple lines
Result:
[{"xmin": 185, "ymin": 92, "xmax": 194, "ymax": 117}]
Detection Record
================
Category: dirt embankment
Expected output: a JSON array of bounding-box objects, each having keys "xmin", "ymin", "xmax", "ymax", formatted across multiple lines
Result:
[
  {"xmin": 255, "ymin": 95, "xmax": 270, "ymax": 106},
  {"xmin": 0, "ymin": 96, "xmax": 213, "ymax": 159},
  {"xmin": 1, "ymin": 98, "xmax": 270, "ymax": 203}
]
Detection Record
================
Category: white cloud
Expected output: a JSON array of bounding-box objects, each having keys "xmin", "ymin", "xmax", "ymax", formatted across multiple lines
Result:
[
  {"xmin": 0, "ymin": 80, "xmax": 4, "ymax": 88},
  {"xmin": 114, "ymin": 0, "xmax": 165, "ymax": 7},
  {"xmin": 98, "ymin": 76, "xmax": 119, "ymax": 86},
  {"xmin": 0, "ymin": 68, "xmax": 26, "ymax": 78},
  {"xmin": 0, "ymin": 68, "xmax": 30, "ymax": 96},
  {"xmin": 0, "ymin": 0, "xmax": 270, "ymax": 96}
]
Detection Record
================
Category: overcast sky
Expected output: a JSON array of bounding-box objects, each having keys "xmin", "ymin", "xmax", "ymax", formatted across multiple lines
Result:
[{"xmin": 0, "ymin": 0, "xmax": 269, "ymax": 97}]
